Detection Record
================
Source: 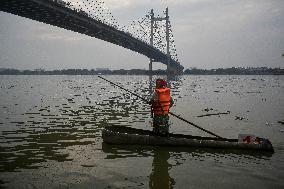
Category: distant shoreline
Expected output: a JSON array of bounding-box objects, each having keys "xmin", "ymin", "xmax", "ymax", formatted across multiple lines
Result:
[{"xmin": 0, "ymin": 67, "xmax": 283, "ymax": 75}]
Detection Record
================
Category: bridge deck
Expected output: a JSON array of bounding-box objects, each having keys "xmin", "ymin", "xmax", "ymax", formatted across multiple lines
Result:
[{"xmin": 0, "ymin": 0, "xmax": 183, "ymax": 71}]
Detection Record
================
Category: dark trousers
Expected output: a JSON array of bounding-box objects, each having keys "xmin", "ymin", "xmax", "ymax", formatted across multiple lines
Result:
[{"xmin": 153, "ymin": 114, "xmax": 169, "ymax": 136}]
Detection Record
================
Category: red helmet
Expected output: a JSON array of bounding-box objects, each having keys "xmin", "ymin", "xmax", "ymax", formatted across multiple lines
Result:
[
  {"xmin": 156, "ymin": 79, "xmax": 167, "ymax": 88},
  {"xmin": 160, "ymin": 79, "xmax": 167, "ymax": 87}
]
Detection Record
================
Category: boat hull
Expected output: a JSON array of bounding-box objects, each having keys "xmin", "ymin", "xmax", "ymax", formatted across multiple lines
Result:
[{"xmin": 102, "ymin": 126, "xmax": 274, "ymax": 152}]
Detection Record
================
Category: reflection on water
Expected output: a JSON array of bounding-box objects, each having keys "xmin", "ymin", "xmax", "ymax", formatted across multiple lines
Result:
[
  {"xmin": 149, "ymin": 149, "xmax": 175, "ymax": 189},
  {"xmin": 1, "ymin": 124, "xmax": 100, "ymax": 171},
  {"xmin": 102, "ymin": 143, "xmax": 274, "ymax": 189},
  {"xmin": 0, "ymin": 75, "xmax": 155, "ymax": 172},
  {"xmin": 149, "ymin": 74, "xmax": 153, "ymax": 95},
  {"xmin": 102, "ymin": 144, "xmax": 175, "ymax": 189},
  {"xmin": 0, "ymin": 75, "xmax": 284, "ymax": 188}
]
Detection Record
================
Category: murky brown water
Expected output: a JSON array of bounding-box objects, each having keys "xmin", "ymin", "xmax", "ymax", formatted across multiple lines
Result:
[{"xmin": 0, "ymin": 75, "xmax": 284, "ymax": 189}]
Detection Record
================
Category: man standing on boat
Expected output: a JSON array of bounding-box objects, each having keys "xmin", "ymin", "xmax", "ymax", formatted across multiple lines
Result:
[{"xmin": 149, "ymin": 79, "xmax": 174, "ymax": 136}]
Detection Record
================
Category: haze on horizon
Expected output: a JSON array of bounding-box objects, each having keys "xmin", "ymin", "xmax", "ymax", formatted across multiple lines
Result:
[{"xmin": 0, "ymin": 0, "xmax": 283, "ymax": 71}]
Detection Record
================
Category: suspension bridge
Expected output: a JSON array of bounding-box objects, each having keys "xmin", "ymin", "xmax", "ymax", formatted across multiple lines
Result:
[{"xmin": 0, "ymin": 0, "xmax": 184, "ymax": 73}]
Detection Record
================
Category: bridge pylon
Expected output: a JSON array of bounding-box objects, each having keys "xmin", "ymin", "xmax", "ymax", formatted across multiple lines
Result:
[{"xmin": 148, "ymin": 8, "xmax": 181, "ymax": 75}]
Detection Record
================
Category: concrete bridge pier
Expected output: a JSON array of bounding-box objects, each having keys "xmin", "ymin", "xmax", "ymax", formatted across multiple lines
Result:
[{"xmin": 149, "ymin": 59, "xmax": 153, "ymax": 73}]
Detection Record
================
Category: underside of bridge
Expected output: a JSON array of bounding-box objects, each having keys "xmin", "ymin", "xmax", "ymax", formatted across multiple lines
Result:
[{"xmin": 0, "ymin": 0, "xmax": 184, "ymax": 73}]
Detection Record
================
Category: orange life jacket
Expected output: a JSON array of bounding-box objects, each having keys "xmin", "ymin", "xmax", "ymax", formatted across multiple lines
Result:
[{"xmin": 152, "ymin": 88, "xmax": 171, "ymax": 115}]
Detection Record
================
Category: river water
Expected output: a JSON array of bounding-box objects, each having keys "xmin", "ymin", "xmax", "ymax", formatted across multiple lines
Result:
[{"xmin": 0, "ymin": 75, "xmax": 283, "ymax": 189}]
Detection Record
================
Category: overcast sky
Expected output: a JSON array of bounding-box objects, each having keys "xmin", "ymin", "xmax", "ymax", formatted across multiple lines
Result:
[{"xmin": 0, "ymin": 0, "xmax": 284, "ymax": 70}]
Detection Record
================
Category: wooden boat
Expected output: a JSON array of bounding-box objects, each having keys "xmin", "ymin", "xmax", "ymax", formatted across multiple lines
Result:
[{"xmin": 102, "ymin": 126, "xmax": 274, "ymax": 152}]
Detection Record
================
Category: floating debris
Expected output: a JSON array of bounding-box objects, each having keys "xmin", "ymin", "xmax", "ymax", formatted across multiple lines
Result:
[
  {"xmin": 25, "ymin": 112, "xmax": 40, "ymax": 115},
  {"xmin": 235, "ymin": 116, "xmax": 245, "ymax": 120},
  {"xmin": 203, "ymin": 108, "xmax": 213, "ymax": 112},
  {"xmin": 278, "ymin": 120, "xmax": 284, "ymax": 125},
  {"xmin": 246, "ymin": 91, "xmax": 262, "ymax": 94},
  {"xmin": 197, "ymin": 111, "xmax": 230, "ymax": 117},
  {"xmin": 10, "ymin": 121, "xmax": 25, "ymax": 124},
  {"xmin": 81, "ymin": 164, "xmax": 96, "ymax": 167}
]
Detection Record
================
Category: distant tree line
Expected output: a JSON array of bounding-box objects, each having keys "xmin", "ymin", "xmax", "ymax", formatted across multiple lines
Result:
[
  {"xmin": 184, "ymin": 67, "xmax": 284, "ymax": 75},
  {"xmin": 0, "ymin": 67, "xmax": 283, "ymax": 75},
  {"xmin": 0, "ymin": 68, "xmax": 165, "ymax": 75}
]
